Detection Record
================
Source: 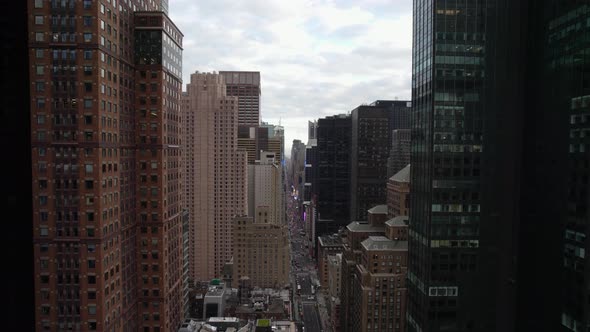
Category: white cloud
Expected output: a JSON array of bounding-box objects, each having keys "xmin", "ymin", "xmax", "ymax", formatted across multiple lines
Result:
[{"xmin": 169, "ymin": 0, "xmax": 412, "ymax": 156}]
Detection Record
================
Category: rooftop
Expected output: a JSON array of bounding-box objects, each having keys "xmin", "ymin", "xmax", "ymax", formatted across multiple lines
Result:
[
  {"xmin": 368, "ymin": 204, "xmax": 388, "ymax": 215},
  {"xmin": 318, "ymin": 234, "xmax": 344, "ymax": 247},
  {"xmin": 346, "ymin": 221, "xmax": 385, "ymax": 233},
  {"xmin": 390, "ymin": 164, "xmax": 411, "ymax": 183},
  {"xmin": 385, "ymin": 216, "xmax": 409, "ymax": 227},
  {"xmin": 205, "ymin": 285, "xmax": 227, "ymax": 298},
  {"xmin": 361, "ymin": 236, "xmax": 408, "ymax": 251}
]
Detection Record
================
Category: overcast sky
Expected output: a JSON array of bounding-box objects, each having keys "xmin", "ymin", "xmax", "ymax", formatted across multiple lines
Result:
[{"xmin": 169, "ymin": 0, "xmax": 412, "ymax": 157}]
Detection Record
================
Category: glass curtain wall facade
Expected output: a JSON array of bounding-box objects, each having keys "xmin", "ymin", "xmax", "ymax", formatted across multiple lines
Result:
[{"xmin": 408, "ymin": 1, "xmax": 492, "ymax": 331}]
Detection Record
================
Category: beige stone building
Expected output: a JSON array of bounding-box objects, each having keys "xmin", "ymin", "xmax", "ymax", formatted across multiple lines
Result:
[
  {"xmin": 233, "ymin": 152, "xmax": 290, "ymax": 288},
  {"xmin": 233, "ymin": 215, "xmax": 290, "ymax": 289},
  {"xmin": 182, "ymin": 72, "xmax": 247, "ymax": 281}
]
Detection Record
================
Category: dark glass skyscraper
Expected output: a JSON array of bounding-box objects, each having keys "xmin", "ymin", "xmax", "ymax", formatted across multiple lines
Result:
[
  {"xmin": 408, "ymin": 1, "xmax": 499, "ymax": 331},
  {"xmin": 317, "ymin": 114, "xmax": 352, "ymax": 231},
  {"xmin": 409, "ymin": 1, "xmax": 590, "ymax": 331}
]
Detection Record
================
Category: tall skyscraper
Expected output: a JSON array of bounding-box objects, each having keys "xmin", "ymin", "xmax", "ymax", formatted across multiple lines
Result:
[
  {"xmin": 408, "ymin": 1, "xmax": 590, "ymax": 331},
  {"xmin": 182, "ymin": 72, "xmax": 247, "ymax": 282},
  {"xmin": 219, "ymin": 71, "xmax": 261, "ymax": 127},
  {"xmin": 408, "ymin": 1, "xmax": 498, "ymax": 330},
  {"xmin": 350, "ymin": 100, "xmax": 411, "ymax": 221},
  {"xmin": 29, "ymin": 1, "xmax": 185, "ymax": 330},
  {"xmin": 317, "ymin": 114, "xmax": 352, "ymax": 233}
]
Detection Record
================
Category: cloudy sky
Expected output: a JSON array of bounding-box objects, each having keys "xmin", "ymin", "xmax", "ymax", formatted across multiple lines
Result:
[{"xmin": 169, "ymin": 0, "xmax": 412, "ymax": 157}]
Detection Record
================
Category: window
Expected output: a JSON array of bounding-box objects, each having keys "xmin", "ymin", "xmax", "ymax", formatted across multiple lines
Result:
[
  {"xmin": 85, "ymin": 164, "xmax": 93, "ymax": 173},
  {"xmin": 84, "ymin": 0, "xmax": 92, "ymax": 9},
  {"xmin": 35, "ymin": 32, "xmax": 44, "ymax": 42},
  {"xmin": 36, "ymin": 65, "xmax": 44, "ymax": 75},
  {"xmin": 40, "ymin": 227, "xmax": 48, "ymax": 237},
  {"xmin": 84, "ymin": 99, "xmax": 93, "ymax": 108},
  {"xmin": 84, "ymin": 33, "xmax": 92, "ymax": 42},
  {"xmin": 88, "ymin": 305, "xmax": 96, "ymax": 315},
  {"xmin": 88, "ymin": 275, "xmax": 96, "ymax": 284},
  {"xmin": 83, "ymin": 16, "xmax": 92, "ymax": 26},
  {"xmin": 37, "ymin": 115, "xmax": 45, "ymax": 124},
  {"xmin": 36, "ymin": 82, "xmax": 45, "ymax": 92},
  {"xmin": 35, "ymin": 49, "xmax": 44, "ymax": 58},
  {"xmin": 84, "ymin": 66, "xmax": 92, "ymax": 75},
  {"xmin": 35, "ymin": 0, "xmax": 43, "ymax": 8},
  {"xmin": 35, "ymin": 16, "xmax": 44, "ymax": 25},
  {"xmin": 84, "ymin": 50, "xmax": 92, "ymax": 59}
]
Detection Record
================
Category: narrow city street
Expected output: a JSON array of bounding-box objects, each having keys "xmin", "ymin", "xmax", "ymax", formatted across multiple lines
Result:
[{"xmin": 287, "ymin": 189, "xmax": 329, "ymax": 332}]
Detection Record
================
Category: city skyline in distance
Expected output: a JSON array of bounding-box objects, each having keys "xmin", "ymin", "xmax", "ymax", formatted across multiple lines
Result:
[{"xmin": 169, "ymin": 0, "xmax": 412, "ymax": 155}]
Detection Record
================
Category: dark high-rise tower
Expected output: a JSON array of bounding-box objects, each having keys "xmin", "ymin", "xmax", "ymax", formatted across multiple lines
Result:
[
  {"xmin": 408, "ymin": 1, "xmax": 590, "ymax": 331},
  {"xmin": 317, "ymin": 114, "xmax": 352, "ymax": 232},
  {"xmin": 350, "ymin": 100, "xmax": 411, "ymax": 221}
]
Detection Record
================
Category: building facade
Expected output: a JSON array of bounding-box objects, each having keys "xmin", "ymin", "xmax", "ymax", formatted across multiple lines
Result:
[
  {"xmin": 234, "ymin": 152, "xmax": 290, "ymax": 289},
  {"xmin": 387, "ymin": 129, "xmax": 411, "ymax": 178},
  {"xmin": 317, "ymin": 234, "xmax": 344, "ymax": 288},
  {"xmin": 408, "ymin": 1, "xmax": 590, "ymax": 331},
  {"xmin": 316, "ymin": 114, "xmax": 352, "ymax": 233},
  {"xmin": 350, "ymin": 236, "xmax": 408, "ymax": 332},
  {"xmin": 350, "ymin": 100, "xmax": 411, "ymax": 221},
  {"xmin": 29, "ymin": 1, "xmax": 185, "ymax": 330},
  {"xmin": 182, "ymin": 72, "xmax": 247, "ymax": 282},
  {"xmin": 387, "ymin": 164, "xmax": 410, "ymax": 218},
  {"xmin": 219, "ymin": 71, "xmax": 260, "ymax": 128}
]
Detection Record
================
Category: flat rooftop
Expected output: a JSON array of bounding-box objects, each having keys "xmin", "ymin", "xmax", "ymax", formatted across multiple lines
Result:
[{"xmin": 361, "ymin": 236, "xmax": 408, "ymax": 251}]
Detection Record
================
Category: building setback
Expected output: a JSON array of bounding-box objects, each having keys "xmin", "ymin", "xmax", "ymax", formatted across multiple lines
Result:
[
  {"xmin": 29, "ymin": 2, "xmax": 185, "ymax": 331},
  {"xmin": 182, "ymin": 72, "xmax": 247, "ymax": 282},
  {"xmin": 350, "ymin": 100, "xmax": 411, "ymax": 221}
]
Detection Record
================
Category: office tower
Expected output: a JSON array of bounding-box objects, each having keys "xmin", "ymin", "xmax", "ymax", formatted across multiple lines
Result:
[
  {"xmin": 29, "ymin": 1, "xmax": 185, "ymax": 330},
  {"xmin": 290, "ymin": 139, "xmax": 306, "ymax": 191},
  {"xmin": 517, "ymin": 2, "xmax": 590, "ymax": 331},
  {"xmin": 408, "ymin": 0, "xmax": 498, "ymax": 330},
  {"xmin": 350, "ymin": 100, "xmax": 411, "ymax": 221},
  {"xmin": 407, "ymin": 1, "xmax": 590, "ymax": 331},
  {"xmin": 234, "ymin": 152, "xmax": 290, "ymax": 288},
  {"xmin": 308, "ymin": 120, "xmax": 318, "ymax": 140},
  {"xmin": 219, "ymin": 71, "xmax": 261, "ymax": 127},
  {"xmin": 303, "ymin": 132, "xmax": 320, "ymax": 255},
  {"xmin": 237, "ymin": 122, "xmax": 284, "ymax": 165},
  {"xmin": 387, "ymin": 129, "xmax": 411, "ymax": 178},
  {"xmin": 316, "ymin": 114, "xmax": 352, "ymax": 232},
  {"xmin": 182, "ymin": 72, "xmax": 247, "ymax": 282},
  {"xmin": 387, "ymin": 164, "xmax": 410, "ymax": 218}
]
